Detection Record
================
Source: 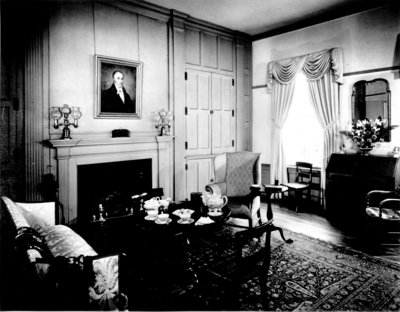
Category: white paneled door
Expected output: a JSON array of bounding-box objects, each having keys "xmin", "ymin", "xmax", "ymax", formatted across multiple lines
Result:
[{"xmin": 185, "ymin": 69, "xmax": 235, "ymax": 198}]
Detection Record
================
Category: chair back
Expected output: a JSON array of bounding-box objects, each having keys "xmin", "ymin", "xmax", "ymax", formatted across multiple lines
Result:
[
  {"xmin": 295, "ymin": 162, "xmax": 313, "ymax": 185},
  {"xmin": 223, "ymin": 152, "xmax": 261, "ymax": 197}
]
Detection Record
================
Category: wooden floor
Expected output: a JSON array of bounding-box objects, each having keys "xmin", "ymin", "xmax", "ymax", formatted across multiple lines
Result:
[{"xmin": 261, "ymin": 196, "xmax": 400, "ymax": 263}]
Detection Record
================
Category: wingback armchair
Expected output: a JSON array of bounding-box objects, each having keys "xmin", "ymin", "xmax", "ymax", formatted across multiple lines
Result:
[{"xmin": 205, "ymin": 151, "xmax": 262, "ymax": 228}]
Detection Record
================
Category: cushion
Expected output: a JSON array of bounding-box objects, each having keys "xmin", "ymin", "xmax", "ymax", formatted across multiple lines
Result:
[
  {"xmin": 42, "ymin": 225, "xmax": 97, "ymax": 258},
  {"xmin": 89, "ymin": 254, "xmax": 120, "ymax": 311},
  {"xmin": 366, "ymin": 207, "xmax": 400, "ymax": 220},
  {"xmin": 16, "ymin": 201, "xmax": 55, "ymax": 227},
  {"xmin": 1, "ymin": 197, "xmax": 30, "ymax": 229},
  {"xmin": 16, "ymin": 203, "xmax": 52, "ymax": 235}
]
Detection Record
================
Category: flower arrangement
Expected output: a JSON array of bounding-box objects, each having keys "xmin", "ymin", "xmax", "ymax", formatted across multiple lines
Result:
[{"xmin": 339, "ymin": 117, "xmax": 398, "ymax": 149}]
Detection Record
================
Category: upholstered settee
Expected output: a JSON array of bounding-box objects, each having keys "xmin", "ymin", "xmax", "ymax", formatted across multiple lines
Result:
[{"xmin": 1, "ymin": 196, "xmax": 128, "ymax": 311}]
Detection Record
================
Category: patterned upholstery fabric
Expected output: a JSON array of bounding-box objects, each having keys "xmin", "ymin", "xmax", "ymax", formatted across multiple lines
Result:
[
  {"xmin": 16, "ymin": 204, "xmax": 53, "ymax": 235},
  {"xmin": 43, "ymin": 225, "xmax": 98, "ymax": 258},
  {"xmin": 89, "ymin": 254, "xmax": 120, "ymax": 311},
  {"xmin": 226, "ymin": 152, "xmax": 260, "ymax": 197},
  {"xmin": 2, "ymin": 197, "xmax": 30, "ymax": 229},
  {"xmin": 16, "ymin": 201, "xmax": 56, "ymax": 226}
]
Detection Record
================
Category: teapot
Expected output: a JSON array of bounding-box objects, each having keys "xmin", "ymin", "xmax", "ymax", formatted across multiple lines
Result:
[
  {"xmin": 201, "ymin": 192, "xmax": 228, "ymax": 211},
  {"xmin": 144, "ymin": 197, "xmax": 160, "ymax": 210}
]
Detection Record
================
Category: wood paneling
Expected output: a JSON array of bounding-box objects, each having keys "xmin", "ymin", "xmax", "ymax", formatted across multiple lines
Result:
[
  {"xmin": 186, "ymin": 71, "xmax": 211, "ymax": 155},
  {"xmin": 235, "ymin": 40, "xmax": 245, "ymax": 151},
  {"xmin": 186, "ymin": 157, "xmax": 212, "ymax": 198},
  {"xmin": 211, "ymin": 73, "xmax": 234, "ymax": 154},
  {"xmin": 25, "ymin": 29, "xmax": 46, "ymax": 201},
  {"xmin": 171, "ymin": 12, "xmax": 186, "ymax": 201},
  {"xmin": 94, "ymin": 3, "xmax": 139, "ymax": 59},
  {"xmin": 185, "ymin": 28, "xmax": 201, "ymax": 66},
  {"xmin": 219, "ymin": 37, "xmax": 234, "ymax": 72},
  {"xmin": 201, "ymin": 32, "xmax": 218, "ymax": 69},
  {"xmin": 139, "ymin": 16, "xmax": 169, "ymax": 112}
]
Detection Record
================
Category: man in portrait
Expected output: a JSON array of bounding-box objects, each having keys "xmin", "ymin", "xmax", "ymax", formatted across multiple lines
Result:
[{"xmin": 101, "ymin": 70, "xmax": 134, "ymax": 113}]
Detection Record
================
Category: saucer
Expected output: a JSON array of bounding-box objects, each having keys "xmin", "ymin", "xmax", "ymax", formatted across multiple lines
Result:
[
  {"xmin": 145, "ymin": 215, "xmax": 157, "ymax": 221},
  {"xmin": 177, "ymin": 218, "xmax": 194, "ymax": 224},
  {"xmin": 155, "ymin": 218, "xmax": 172, "ymax": 225}
]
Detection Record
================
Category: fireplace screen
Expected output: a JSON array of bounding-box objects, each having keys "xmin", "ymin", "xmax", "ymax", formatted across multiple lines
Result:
[{"xmin": 77, "ymin": 159, "xmax": 152, "ymax": 223}]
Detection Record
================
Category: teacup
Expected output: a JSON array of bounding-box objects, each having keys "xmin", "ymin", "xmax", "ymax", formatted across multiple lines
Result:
[
  {"xmin": 158, "ymin": 213, "xmax": 169, "ymax": 223},
  {"xmin": 179, "ymin": 212, "xmax": 191, "ymax": 223}
]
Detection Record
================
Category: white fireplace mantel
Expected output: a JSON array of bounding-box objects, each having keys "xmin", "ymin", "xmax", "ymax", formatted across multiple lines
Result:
[{"xmin": 50, "ymin": 136, "xmax": 175, "ymax": 223}]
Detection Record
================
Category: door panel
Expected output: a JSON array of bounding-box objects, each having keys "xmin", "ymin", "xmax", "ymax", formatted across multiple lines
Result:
[
  {"xmin": 186, "ymin": 70, "xmax": 211, "ymax": 155},
  {"xmin": 211, "ymin": 73, "xmax": 235, "ymax": 154},
  {"xmin": 186, "ymin": 158, "xmax": 212, "ymax": 199}
]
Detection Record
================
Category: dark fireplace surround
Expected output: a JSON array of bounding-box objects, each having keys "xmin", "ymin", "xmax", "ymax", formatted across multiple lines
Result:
[{"xmin": 50, "ymin": 136, "xmax": 175, "ymax": 224}]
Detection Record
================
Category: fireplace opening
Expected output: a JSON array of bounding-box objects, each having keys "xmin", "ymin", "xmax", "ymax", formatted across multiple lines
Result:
[{"xmin": 77, "ymin": 159, "xmax": 152, "ymax": 223}]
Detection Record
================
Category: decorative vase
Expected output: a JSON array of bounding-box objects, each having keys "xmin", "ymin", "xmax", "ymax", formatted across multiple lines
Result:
[{"xmin": 358, "ymin": 144, "xmax": 374, "ymax": 156}]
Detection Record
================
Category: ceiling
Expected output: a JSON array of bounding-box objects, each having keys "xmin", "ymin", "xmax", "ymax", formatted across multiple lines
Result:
[{"xmin": 142, "ymin": 0, "xmax": 396, "ymax": 39}]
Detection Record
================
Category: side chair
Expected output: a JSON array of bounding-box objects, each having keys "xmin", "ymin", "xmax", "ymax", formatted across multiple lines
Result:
[
  {"xmin": 196, "ymin": 220, "xmax": 274, "ymax": 310},
  {"xmin": 281, "ymin": 162, "xmax": 313, "ymax": 213},
  {"xmin": 365, "ymin": 188, "xmax": 400, "ymax": 246}
]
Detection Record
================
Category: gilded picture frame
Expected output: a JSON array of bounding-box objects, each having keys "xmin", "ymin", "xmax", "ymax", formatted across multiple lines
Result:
[{"xmin": 95, "ymin": 55, "xmax": 143, "ymax": 119}]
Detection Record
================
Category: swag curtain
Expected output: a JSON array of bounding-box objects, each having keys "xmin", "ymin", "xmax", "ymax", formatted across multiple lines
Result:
[{"xmin": 268, "ymin": 48, "xmax": 343, "ymax": 203}]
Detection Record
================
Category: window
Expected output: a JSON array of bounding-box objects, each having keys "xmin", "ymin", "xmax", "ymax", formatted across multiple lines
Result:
[{"xmin": 282, "ymin": 72, "xmax": 323, "ymax": 168}]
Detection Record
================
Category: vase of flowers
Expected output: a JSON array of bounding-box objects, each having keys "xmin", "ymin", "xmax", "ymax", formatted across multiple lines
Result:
[{"xmin": 339, "ymin": 117, "xmax": 398, "ymax": 155}]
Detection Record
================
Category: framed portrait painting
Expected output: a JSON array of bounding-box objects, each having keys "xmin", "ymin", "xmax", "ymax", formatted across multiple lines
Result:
[{"xmin": 95, "ymin": 55, "xmax": 143, "ymax": 119}]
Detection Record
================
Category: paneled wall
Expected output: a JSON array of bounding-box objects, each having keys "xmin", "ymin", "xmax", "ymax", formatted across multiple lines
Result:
[
  {"xmin": 2, "ymin": 0, "xmax": 252, "ymax": 201},
  {"xmin": 48, "ymin": 1, "xmax": 169, "ymax": 139},
  {"xmin": 174, "ymin": 20, "xmax": 252, "ymax": 199}
]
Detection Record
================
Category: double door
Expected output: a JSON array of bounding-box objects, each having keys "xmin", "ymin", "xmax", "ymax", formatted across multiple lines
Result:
[{"xmin": 185, "ymin": 70, "xmax": 236, "ymax": 197}]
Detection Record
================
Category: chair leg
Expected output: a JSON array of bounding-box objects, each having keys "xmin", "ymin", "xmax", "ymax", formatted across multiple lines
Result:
[{"xmin": 271, "ymin": 225, "xmax": 293, "ymax": 243}]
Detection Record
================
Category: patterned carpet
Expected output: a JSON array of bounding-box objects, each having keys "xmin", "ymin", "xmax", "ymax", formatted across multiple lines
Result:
[
  {"xmin": 244, "ymin": 230, "xmax": 400, "ymax": 311},
  {"xmin": 133, "ymin": 228, "xmax": 400, "ymax": 311}
]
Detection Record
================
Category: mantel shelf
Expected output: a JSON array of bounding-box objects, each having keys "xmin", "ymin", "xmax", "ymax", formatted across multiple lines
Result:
[{"xmin": 49, "ymin": 136, "xmax": 175, "ymax": 148}]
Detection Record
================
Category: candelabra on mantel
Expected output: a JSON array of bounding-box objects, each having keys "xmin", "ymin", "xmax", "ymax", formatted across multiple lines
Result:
[
  {"xmin": 154, "ymin": 108, "xmax": 173, "ymax": 136},
  {"xmin": 50, "ymin": 104, "xmax": 82, "ymax": 140}
]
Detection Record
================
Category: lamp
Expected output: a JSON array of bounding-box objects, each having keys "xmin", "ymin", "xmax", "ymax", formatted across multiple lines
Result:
[
  {"xmin": 51, "ymin": 104, "xmax": 82, "ymax": 140},
  {"xmin": 154, "ymin": 108, "xmax": 173, "ymax": 136}
]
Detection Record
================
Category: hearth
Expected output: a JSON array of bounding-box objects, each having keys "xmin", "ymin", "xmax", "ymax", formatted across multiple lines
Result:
[
  {"xmin": 77, "ymin": 159, "xmax": 152, "ymax": 223},
  {"xmin": 49, "ymin": 136, "xmax": 174, "ymax": 224}
]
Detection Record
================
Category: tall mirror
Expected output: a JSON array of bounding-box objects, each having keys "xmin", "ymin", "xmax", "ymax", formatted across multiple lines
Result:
[{"xmin": 352, "ymin": 78, "xmax": 391, "ymax": 141}]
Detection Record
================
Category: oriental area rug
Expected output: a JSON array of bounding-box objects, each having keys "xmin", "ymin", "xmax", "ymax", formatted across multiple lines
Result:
[{"xmin": 133, "ymin": 229, "xmax": 400, "ymax": 311}]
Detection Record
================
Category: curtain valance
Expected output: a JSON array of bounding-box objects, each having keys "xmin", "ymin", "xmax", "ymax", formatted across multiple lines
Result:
[{"xmin": 267, "ymin": 48, "xmax": 343, "ymax": 91}]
